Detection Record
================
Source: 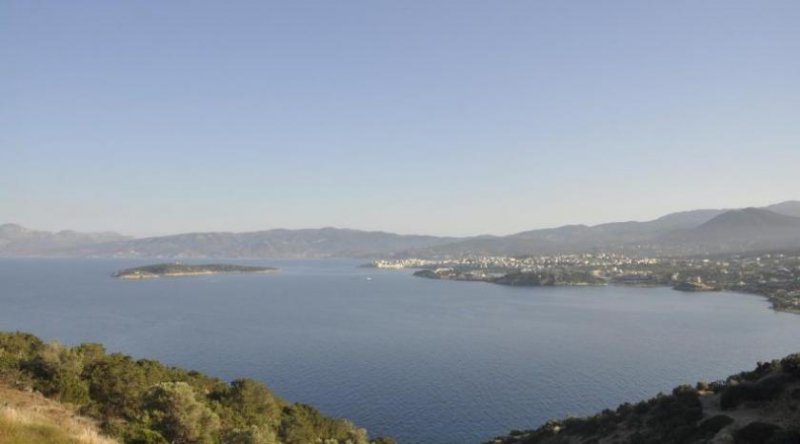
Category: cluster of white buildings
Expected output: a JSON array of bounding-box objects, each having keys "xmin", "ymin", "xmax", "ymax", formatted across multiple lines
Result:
[{"xmin": 369, "ymin": 253, "xmax": 664, "ymax": 272}]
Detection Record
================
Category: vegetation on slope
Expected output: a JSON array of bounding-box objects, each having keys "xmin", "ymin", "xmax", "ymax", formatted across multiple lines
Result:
[
  {"xmin": 488, "ymin": 353, "xmax": 800, "ymax": 444},
  {"xmin": 0, "ymin": 332, "xmax": 393, "ymax": 444}
]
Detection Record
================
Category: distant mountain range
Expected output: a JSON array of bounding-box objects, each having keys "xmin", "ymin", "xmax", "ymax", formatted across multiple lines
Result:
[
  {"xmin": 403, "ymin": 201, "xmax": 800, "ymax": 257},
  {"xmin": 0, "ymin": 224, "xmax": 130, "ymax": 256},
  {"xmin": 2, "ymin": 201, "xmax": 800, "ymax": 258},
  {"xmin": 663, "ymin": 207, "xmax": 800, "ymax": 252},
  {"xmin": 0, "ymin": 225, "xmax": 458, "ymax": 258}
]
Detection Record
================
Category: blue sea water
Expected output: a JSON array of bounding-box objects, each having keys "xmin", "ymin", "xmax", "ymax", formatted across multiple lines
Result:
[{"xmin": 1, "ymin": 258, "xmax": 799, "ymax": 443}]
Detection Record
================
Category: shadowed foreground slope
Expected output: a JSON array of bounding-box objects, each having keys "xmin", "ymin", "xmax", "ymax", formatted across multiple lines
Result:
[{"xmin": 489, "ymin": 354, "xmax": 800, "ymax": 444}]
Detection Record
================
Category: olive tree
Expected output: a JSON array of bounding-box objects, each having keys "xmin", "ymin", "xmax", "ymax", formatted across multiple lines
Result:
[{"xmin": 142, "ymin": 381, "xmax": 220, "ymax": 444}]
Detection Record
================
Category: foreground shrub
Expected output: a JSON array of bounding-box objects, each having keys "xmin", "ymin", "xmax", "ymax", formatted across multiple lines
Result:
[
  {"xmin": 734, "ymin": 421, "xmax": 782, "ymax": 444},
  {"xmin": 780, "ymin": 353, "xmax": 800, "ymax": 377},
  {"xmin": 22, "ymin": 342, "xmax": 89, "ymax": 404},
  {"xmin": 0, "ymin": 332, "xmax": 43, "ymax": 373},
  {"xmin": 214, "ymin": 378, "xmax": 281, "ymax": 429},
  {"xmin": 142, "ymin": 382, "xmax": 220, "ymax": 444},
  {"xmin": 720, "ymin": 373, "xmax": 792, "ymax": 410},
  {"xmin": 697, "ymin": 415, "xmax": 734, "ymax": 437},
  {"xmin": 85, "ymin": 354, "xmax": 156, "ymax": 419},
  {"xmin": 222, "ymin": 426, "xmax": 279, "ymax": 444}
]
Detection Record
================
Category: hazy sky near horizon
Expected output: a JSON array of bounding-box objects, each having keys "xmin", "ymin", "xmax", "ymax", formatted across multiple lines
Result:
[{"xmin": 2, "ymin": 1, "xmax": 799, "ymax": 237}]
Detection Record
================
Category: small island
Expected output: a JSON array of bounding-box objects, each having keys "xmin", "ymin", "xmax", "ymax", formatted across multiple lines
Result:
[{"xmin": 113, "ymin": 263, "xmax": 277, "ymax": 279}]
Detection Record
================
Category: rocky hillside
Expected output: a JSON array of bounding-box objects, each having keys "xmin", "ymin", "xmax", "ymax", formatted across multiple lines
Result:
[{"xmin": 488, "ymin": 353, "xmax": 800, "ymax": 444}]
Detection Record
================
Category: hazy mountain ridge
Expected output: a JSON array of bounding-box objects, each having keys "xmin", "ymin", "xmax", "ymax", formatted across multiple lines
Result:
[
  {"xmin": 0, "ymin": 226, "xmax": 459, "ymax": 258},
  {"xmin": 3, "ymin": 201, "xmax": 799, "ymax": 258},
  {"xmin": 661, "ymin": 208, "xmax": 800, "ymax": 253},
  {"xmin": 398, "ymin": 202, "xmax": 800, "ymax": 258},
  {"xmin": 0, "ymin": 223, "xmax": 130, "ymax": 256},
  {"xmin": 765, "ymin": 200, "xmax": 800, "ymax": 218}
]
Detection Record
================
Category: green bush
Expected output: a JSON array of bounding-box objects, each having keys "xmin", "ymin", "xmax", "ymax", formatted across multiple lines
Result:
[
  {"xmin": 222, "ymin": 426, "xmax": 278, "ymax": 444},
  {"xmin": 122, "ymin": 423, "xmax": 169, "ymax": 444},
  {"xmin": 85, "ymin": 354, "xmax": 155, "ymax": 419},
  {"xmin": 279, "ymin": 403, "xmax": 368, "ymax": 444},
  {"xmin": 720, "ymin": 373, "xmax": 791, "ymax": 410},
  {"xmin": 214, "ymin": 378, "xmax": 281, "ymax": 429},
  {"xmin": 22, "ymin": 342, "xmax": 90, "ymax": 404},
  {"xmin": 142, "ymin": 382, "xmax": 220, "ymax": 444},
  {"xmin": 0, "ymin": 332, "xmax": 43, "ymax": 372},
  {"xmin": 780, "ymin": 353, "xmax": 800, "ymax": 377}
]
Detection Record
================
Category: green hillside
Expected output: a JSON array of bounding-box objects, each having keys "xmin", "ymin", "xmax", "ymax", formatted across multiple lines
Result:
[{"xmin": 0, "ymin": 332, "xmax": 393, "ymax": 444}]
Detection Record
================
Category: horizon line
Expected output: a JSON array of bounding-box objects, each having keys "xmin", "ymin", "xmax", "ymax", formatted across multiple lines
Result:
[{"xmin": 3, "ymin": 199, "xmax": 797, "ymax": 240}]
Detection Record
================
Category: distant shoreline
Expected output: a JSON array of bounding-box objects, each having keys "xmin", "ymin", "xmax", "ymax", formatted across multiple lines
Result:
[{"xmin": 411, "ymin": 269, "xmax": 800, "ymax": 316}]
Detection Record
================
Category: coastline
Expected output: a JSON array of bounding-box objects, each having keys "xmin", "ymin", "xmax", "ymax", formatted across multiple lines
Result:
[{"xmin": 412, "ymin": 271, "xmax": 800, "ymax": 316}]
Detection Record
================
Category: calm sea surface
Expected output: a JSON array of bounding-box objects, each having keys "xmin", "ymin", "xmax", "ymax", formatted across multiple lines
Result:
[{"xmin": 1, "ymin": 258, "xmax": 799, "ymax": 443}]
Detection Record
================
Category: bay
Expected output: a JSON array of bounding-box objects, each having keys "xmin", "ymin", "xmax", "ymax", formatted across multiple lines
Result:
[{"xmin": 1, "ymin": 258, "xmax": 799, "ymax": 443}]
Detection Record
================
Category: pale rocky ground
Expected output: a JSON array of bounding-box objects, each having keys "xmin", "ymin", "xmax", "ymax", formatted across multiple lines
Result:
[{"xmin": 0, "ymin": 383, "xmax": 116, "ymax": 444}]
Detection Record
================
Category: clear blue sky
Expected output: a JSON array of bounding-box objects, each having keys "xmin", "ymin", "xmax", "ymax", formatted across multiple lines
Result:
[{"xmin": 2, "ymin": 1, "xmax": 799, "ymax": 237}]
